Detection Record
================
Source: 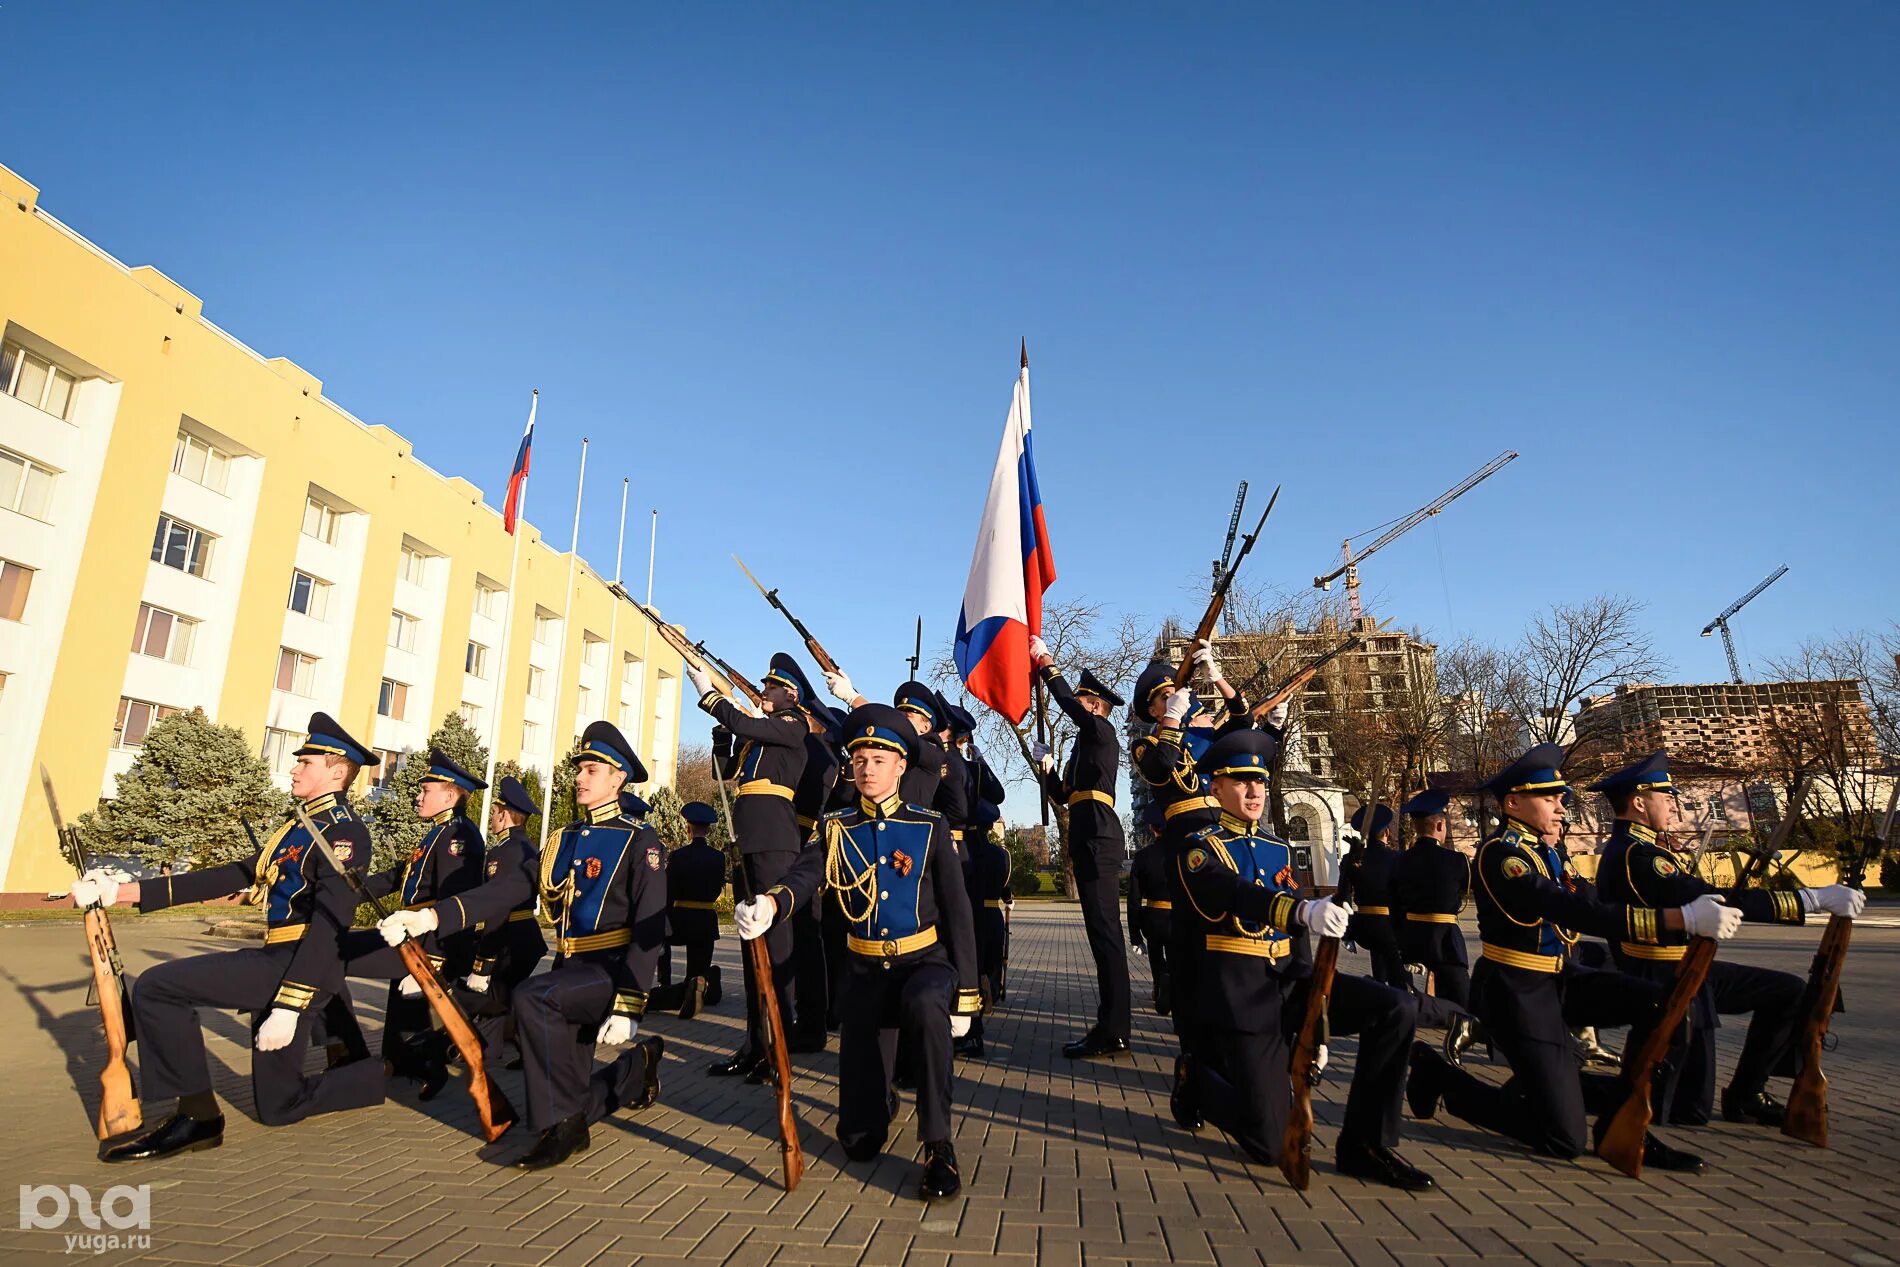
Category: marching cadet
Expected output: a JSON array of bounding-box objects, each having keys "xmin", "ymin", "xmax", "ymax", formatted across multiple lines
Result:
[
  {"xmin": 395, "ymin": 721, "xmax": 665, "ymax": 1169},
  {"xmin": 1406, "ymin": 743, "xmax": 1744, "ymax": 1173},
  {"xmin": 957, "ymin": 798, "xmax": 1011, "ymax": 1060},
  {"xmin": 688, "ymin": 652, "xmax": 810, "ymax": 1081},
  {"xmin": 1027, "ymin": 634, "xmax": 1133, "ymax": 1059},
  {"xmin": 649, "ymin": 801, "xmax": 727, "ymax": 1019},
  {"xmin": 1176, "ymin": 728, "xmax": 1434, "ymax": 1189},
  {"xmin": 787, "ymin": 659, "xmax": 841, "ymax": 1052},
  {"xmin": 732, "ymin": 702, "xmax": 983, "ymax": 1200},
  {"xmin": 1127, "ymin": 800, "xmax": 1174, "ymax": 1016},
  {"xmin": 456, "ymin": 775, "xmax": 549, "ymax": 1064},
  {"xmin": 1342, "ymin": 803, "xmax": 1407, "ymax": 989},
  {"xmin": 71, "ymin": 713, "xmax": 387, "ymax": 1160},
  {"xmin": 1392, "ymin": 788, "xmax": 1479, "ymax": 1061},
  {"xmin": 1588, "ymin": 750, "xmax": 1866, "ymax": 1127}
]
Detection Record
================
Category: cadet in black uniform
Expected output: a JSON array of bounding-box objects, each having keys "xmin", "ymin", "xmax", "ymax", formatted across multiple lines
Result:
[
  {"xmin": 957, "ymin": 798, "xmax": 1011, "ymax": 1060},
  {"xmin": 1176, "ymin": 729, "xmax": 1434, "ymax": 1189},
  {"xmin": 1028, "ymin": 635, "xmax": 1132, "ymax": 1059},
  {"xmin": 733, "ymin": 702, "xmax": 983, "ymax": 1200},
  {"xmin": 950, "ymin": 703, "xmax": 1010, "ymax": 1004},
  {"xmin": 459, "ymin": 775, "xmax": 548, "ymax": 1062},
  {"xmin": 1126, "ymin": 800, "xmax": 1174, "ymax": 1016},
  {"xmin": 649, "ymin": 800, "xmax": 727, "ymax": 1018},
  {"xmin": 1589, "ymin": 751, "xmax": 1865, "ymax": 1127},
  {"xmin": 785, "ymin": 658, "xmax": 841, "ymax": 1052},
  {"xmin": 689, "ymin": 652, "xmax": 811, "ymax": 1080},
  {"xmin": 74, "ymin": 713, "xmax": 388, "ymax": 1160},
  {"xmin": 1407, "ymin": 743, "xmax": 1742, "ymax": 1172},
  {"xmin": 1392, "ymin": 789, "xmax": 1478, "ymax": 1061},
  {"xmin": 1343, "ymin": 803, "xmax": 1406, "ymax": 988}
]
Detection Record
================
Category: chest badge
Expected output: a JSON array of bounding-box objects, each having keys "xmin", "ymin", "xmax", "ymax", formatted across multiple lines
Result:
[
  {"xmin": 585, "ymin": 857, "xmax": 603, "ymax": 879},
  {"xmin": 1274, "ymin": 865, "xmax": 1299, "ymax": 890},
  {"xmin": 891, "ymin": 850, "xmax": 914, "ymax": 877}
]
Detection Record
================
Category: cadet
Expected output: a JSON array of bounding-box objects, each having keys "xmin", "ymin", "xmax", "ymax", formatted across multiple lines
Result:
[
  {"xmin": 1588, "ymin": 750, "xmax": 1865, "ymax": 1127},
  {"xmin": 72, "ymin": 713, "xmax": 387, "ymax": 1160},
  {"xmin": 786, "ymin": 658, "xmax": 841, "ymax": 1052},
  {"xmin": 649, "ymin": 801, "xmax": 727, "ymax": 1018},
  {"xmin": 1126, "ymin": 800, "xmax": 1174, "ymax": 1016},
  {"xmin": 947, "ymin": 704, "xmax": 1007, "ymax": 812},
  {"xmin": 1392, "ymin": 788, "xmax": 1478, "ymax": 1061},
  {"xmin": 957, "ymin": 798, "xmax": 1011, "ymax": 1060},
  {"xmin": 733, "ymin": 702, "xmax": 983, "ymax": 1200},
  {"xmin": 1028, "ymin": 634, "xmax": 1132, "ymax": 1059},
  {"xmin": 458, "ymin": 775, "xmax": 549, "ymax": 1062},
  {"xmin": 688, "ymin": 652, "xmax": 811, "ymax": 1081},
  {"xmin": 1342, "ymin": 803, "xmax": 1407, "ymax": 989},
  {"xmin": 1406, "ymin": 743, "xmax": 1743, "ymax": 1172}
]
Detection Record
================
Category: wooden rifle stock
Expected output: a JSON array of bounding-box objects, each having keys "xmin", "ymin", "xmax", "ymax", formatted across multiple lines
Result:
[
  {"xmin": 1783, "ymin": 914, "xmax": 1849, "ymax": 1147},
  {"xmin": 1595, "ymin": 935, "xmax": 1718, "ymax": 1177},
  {"xmin": 293, "ymin": 807, "xmax": 517, "ymax": 1143},
  {"xmin": 1174, "ymin": 487, "xmax": 1279, "ymax": 687},
  {"xmin": 42, "ymin": 766, "xmax": 142, "ymax": 1141},
  {"xmin": 1249, "ymin": 635, "xmax": 1363, "ymax": 723},
  {"xmin": 625, "ymin": 601, "xmax": 763, "ymax": 709},
  {"xmin": 1281, "ymin": 935, "xmax": 1339, "ymax": 1191}
]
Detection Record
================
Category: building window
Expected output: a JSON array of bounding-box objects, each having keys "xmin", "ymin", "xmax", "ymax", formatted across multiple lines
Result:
[
  {"xmin": 0, "ymin": 447, "xmax": 57, "ymax": 521},
  {"xmin": 399, "ymin": 545, "xmax": 429, "ymax": 586},
  {"xmin": 0, "ymin": 559, "xmax": 32, "ymax": 621},
  {"xmin": 171, "ymin": 431, "xmax": 232, "ymax": 494},
  {"xmin": 371, "ymin": 750, "xmax": 403, "ymax": 790},
  {"xmin": 262, "ymin": 726, "xmax": 298, "ymax": 776},
  {"xmin": 577, "ymin": 684, "xmax": 594, "ymax": 717},
  {"xmin": 527, "ymin": 665, "xmax": 546, "ymax": 699},
  {"xmin": 130, "ymin": 603, "xmax": 196, "ymax": 665},
  {"xmin": 466, "ymin": 641, "xmax": 489, "ymax": 679},
  {"xmin": 275, "ymin": 647, "xmax": 319, "ymax": 696},
  {"xmin": 1, "ymin": 340, "xmax": 78, "ymax": 419},
  {"xmin": 473, "ymin": 582, "xmax": 501, "ymax": 619},
  {"xmin": 1287, "ymin": 815, "xmax": 1311, "ymax": 842},
  {"xmin": 114, "ymin": 697, "xmax": 179, "ymax": 749},
  {"xmin": 533, "ymin": 611, "xmax": 557, "ymax": 645},
  {"xmin": 378, "ymin": 678, "xmax": 408, "ymax": 721},
  {"xmin": 582, "ymin": 636, "xmax": 605, "ymax": 670},
  {"xmin": 301, "ymin": 495, "xmax": 340, "ymax": 544},
  {"xmin": 388, "ymin": 610, "xmax": 419, "ymax": 652},
  {"xmin": 151, "ymin": 515, "xmax": 214, "ymax": 577},
  {"xmin": 459, "ymin": 700, "xmax": 483, "ymax": 729},
  {"xmin": 522, "ymin": 720, "xmax": 541, "ymax": 751},
  {"xmin": 287, "ymin": 570, "xmax": 329, "ymax": 619}
]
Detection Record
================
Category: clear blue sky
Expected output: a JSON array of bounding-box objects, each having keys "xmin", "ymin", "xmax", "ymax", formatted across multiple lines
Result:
[{"xmin": 11, "ymin": 4, "xmax": 1897, "ymax": 780}]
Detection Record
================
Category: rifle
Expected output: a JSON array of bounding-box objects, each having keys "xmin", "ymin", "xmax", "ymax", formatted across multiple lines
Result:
[
  {"xmin": 1247, "ymin": 634, "xmax": 1364, "ymax": 723},
  {"xmin": 1281, "ymin": 934, "xmax": 1339, "ymax": 1191},
  {"xmin": 623, "ymin": 598, "xmax": 763, "ymax": 709},
  {"xmin": 734, "ymin": 555, "xmax": 841, "ymax": 674},
  {"xmin": 1783, "ymin": 779, "xmax": 1892, "ymax": 1147},
  {"xmin": 693, "ymin": 639, "xmax": 766, "ymax": 710},
  {"xmin": 42, "ymin": 766, "xmax": 142, "ymax": 1141},
  {"xmin": 711, "ymin": 767, "xmax": 804, "ymax": 1190},
  {"xmin": 1596, "ymin": 935, "xmax": 1719, "ymax": 1177},
  {"xmin": 908, "ymin": 616, "xmax": 922, "ymax": 679},
  {"xmin": 1173, "ymin": 486, "xmax": 1279, "ymax": 688},
  {"xmin": 292, "ymin": 805, "xmax": 517, "ymax": 1143}
]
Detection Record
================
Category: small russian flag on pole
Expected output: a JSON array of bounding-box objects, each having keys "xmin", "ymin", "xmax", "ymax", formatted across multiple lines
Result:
[
  {"xmin": 502, "ymin": 389, "xmax": 537, "ymax": 535},
  {"xmin": 953, "ymin": 342, "xmax": 1056, "ymax": 725}
]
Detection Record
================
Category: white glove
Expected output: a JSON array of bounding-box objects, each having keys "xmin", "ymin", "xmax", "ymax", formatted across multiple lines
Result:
[
  {"xmin": 823, "ymin": 668, "xmax": 857, "ymax": 703},
  {"xmin": 1801, "ymin": 885, "xmax": 1866, "ymax": 919},
  {"xmin": 1265, "ymin": 701, "xmax": 1290, "ymax": 729},
  {"xmin": 1300, "ymin": 896, "xmax": 1353, "ymax": 939},
  {"xmin": 1314, "ymin": 1043, "xmax": 1330, "ymax": 1075},
  {"xmin": 72, "ymin": 873, "xmax": 120, "ymax": 909},
  {"xmin": 1031, "ymin": 740, "xmax": 1054, "ymax": 774},
  {"xmin": 734, "ymin": 895, "xmax": 778, "ymax": 940},
  {"xmin": 1680, "ymin": 894, "xmax": 1743, "ymax": 940},
  {"xmin": 685, "ymin": 660, "xmax": 714, "ymax": 699},
  {"xmin": 255, "ymin": 1006, "xmax": 299, "ymax": 1052},
  {"xmin": 1192, "ymin": 639, "xmax": 1223, "ymax": 682},
  {"xmin": 950, "ymin": 1014, "xmax": 972, "ymax": 1038},
  {"xmin": 1161, "ymin": 688, "xmax": 1193, "ymax": 724},
  {"xmin": 378, "ymin": 907, "xmax": 438, "ymax": 946},
  {"xmin": 465, "ymin": 973, "xmax": 491, "ymax": 993},
  {"xmin": 598, "ymin": 1014, "xmax": 637, "ymax": 1046},
  {"xmin": 1132, "ymin": 941, "xmax": 1147, "ymax": 957},
  {"xmin": 398, "ymin": 975, "xmax": 423, "ymax": 997},
  {"xmin": 1028, "ymin": 634, "xmax": 1050, "ymax": 662}
]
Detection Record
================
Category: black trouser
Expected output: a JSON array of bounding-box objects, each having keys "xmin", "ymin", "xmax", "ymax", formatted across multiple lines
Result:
[
  {"xmin": 738, "ymin": 850, "xmax": 799, "ymax": 1058},
  {"xmin": 1434, "ymin": 959, "xmax": 1671, "ymax": 1158},
  {"xmin": 791, "ymin": 899, "xmax": 830, "ymax": 1038},
  {"xmin": 838, "ymin": 953, "xmax": 957, "ymax": 1153},
  {"xmin": 1615, "ymin": 954, "xmax": 1802, "ymax": 1124},
  {"xmin": 1349, "ymin": 912, "xmax": 1408, "ymax": 988},
  {"xmin": 822, "ymin": 895, "xmax": 850, "ymax": 1029},
  {"xmin": 466, "ymin": 928, "xmax": 548, "ymax": 1054},
  {"xmin": 1137, "ymin": 909, "xmax": 1172, "ymax": 1011},
  {"xmin": 1070, "ymin": 841, "xmax": 1131, "ymax": 1042},
  {"xmin": 129, "ymin": 946, "xmax": 384, "ymax": 1125},
  {"xmin": 339, "ymin": 933, "xmax": 434, "ymax": 1063},
  {"xmin": 1401, "ymin": 921, "xmax": 1473, "ymax": 1010},
  {"xmin": 511, "ymin": 961, "xmax": 656, "ymax": 1131},
  {"xmin": 970, "ymin": 905, "xmax": 1008, "ymax": 1043},
  {"xmin": 1197, "ymin": 971, "xmax": 1416, "ymax": 1162}
]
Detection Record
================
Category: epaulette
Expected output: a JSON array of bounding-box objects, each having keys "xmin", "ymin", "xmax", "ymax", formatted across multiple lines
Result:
[
  {"xmin": 903, "ymin": 803, "xmax": 944, "ymax": 820},
  {"xmin": 822, "ymin": 807, "xmax": 852, "ymax": 822},
  {"xmin": 1495, "ymin": 826, "xmax": 1526, "ymax": 848}
]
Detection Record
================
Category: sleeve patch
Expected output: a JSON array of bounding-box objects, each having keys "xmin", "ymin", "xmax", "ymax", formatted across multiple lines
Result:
[
  {"xmin": 1186, "ymin": 848, "xmax": 1208, "ymax": 873},
  {"xmin": 1652, "ymin": 857, "xmax": 1678, "ymax": 877},
  {"xmin": 487, "ymin": 860, "xmax": 501, "ymax": 877},
  {"xmin": 448, "ymin": 840, "xmax": 464, "ymax": 856},
  {"xmin": 1500, "ymin": 856, "xmax": 1530, "ymax": 880},
  {"xmin": 332, "ymin": 841, "xmax": 353, "ymax": 864},
  {"xmin": 646, "ymin": 846, "xmax": 662, "ymax": 871}
]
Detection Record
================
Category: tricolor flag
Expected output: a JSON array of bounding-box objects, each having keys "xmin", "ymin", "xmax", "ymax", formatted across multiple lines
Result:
[
  {"xmin": 953, "ymin": 345, "xmax": 1056, "ymax": 724},
  {"xmin": 502, "ymin": 389, "xmax": 537, "ymax": 535}
]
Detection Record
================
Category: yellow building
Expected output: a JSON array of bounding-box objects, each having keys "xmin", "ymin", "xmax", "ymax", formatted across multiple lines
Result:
[{"xmin": 0, "ymin": 162, "xmax": 686, "ymax": 897}]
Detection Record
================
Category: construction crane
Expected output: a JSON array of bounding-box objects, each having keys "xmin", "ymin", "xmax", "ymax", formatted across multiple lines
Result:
[
  {"xmin": 1700, "ymin": 565, "xmax": 1788, "ymax": 684},
  {"xmin": 1314, "ymin": 450, "xmax": 1518, "ymax": 622},
  {"xmin": 1211, "ymin": 480, "xmax": 1248, "ymax": 631}
]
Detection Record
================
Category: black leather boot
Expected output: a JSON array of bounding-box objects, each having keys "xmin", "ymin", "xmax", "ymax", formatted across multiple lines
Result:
[
  {"xmin": 1062, "ymin": 1032, "xmax": 1131, "ymax": 1059},
  {"xmin": 1170, "ymin": 1053, "xmax": 1204, "ymax": 1131},
  {"xmin": 1722, "ymin": 1087, "xmax": 1786, "ymax": 1126},
  {"xmin": 1336, "ymin": 1138, "xmax": 1435, "ymax": 1190},
  {"xmin": 709, "ymin": 1049, "xmax": 761, "ymax": 1078},
  {"xmin": 630, "ymin": 1036, "xmax": 664, "ymax": 1111},
  {"xmin": 515, "ymin": 1114, "xmax": 590, "ymax": 1170},
  {"xmin": 1407, "ymin": 1042, "xmax": 1445, "ymax": 1121},
  {"xmin": 918, "ymin": 1140, "xmax": 962, "ymax": 1199},
  {"xmin": 679, "ymin": 975, "xmax": 707, "ymax": 1020},
  {"xmin": 100, "ymin": 1112, "xmax": 224, "ymax": 1163}
]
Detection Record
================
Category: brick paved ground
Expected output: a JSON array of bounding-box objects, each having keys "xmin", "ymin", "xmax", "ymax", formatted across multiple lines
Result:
[{"xmin": 1, "ymin": 907, "xmax": 1896, "ymax": 1266}]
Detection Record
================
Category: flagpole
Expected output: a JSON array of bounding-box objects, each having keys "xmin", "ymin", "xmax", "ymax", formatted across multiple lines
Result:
[
  {"xmin": 638, "ymin": 509, "xmax": 657, "ymax": 758},
  {"xmin": 540, "ymin": 436, "xmax": 589, "ymax": 856},
  {"xmin": 481, "ymin": 389, "xmax": 536, "ymax": 807},
  {"xmin": 605, "ymin": 477, "xmax": 630, "ymax": 730}
]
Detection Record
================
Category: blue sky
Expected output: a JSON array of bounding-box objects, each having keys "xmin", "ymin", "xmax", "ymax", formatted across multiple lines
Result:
[{"xmin": 10, "ymin": 4, "xmax": 1897, "ymax": 782}]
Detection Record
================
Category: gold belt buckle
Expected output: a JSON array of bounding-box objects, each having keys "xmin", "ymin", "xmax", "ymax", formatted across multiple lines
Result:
[{"xmin": 882, "ymin": 938, "xmax": 899, "ymax": 958}]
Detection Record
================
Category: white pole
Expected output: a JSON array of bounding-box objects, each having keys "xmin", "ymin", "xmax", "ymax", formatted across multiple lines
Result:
[
  {"xmin": 605, "ymin": 477, "xmax": 630, "ymax": 731},
  {"xmin": 638, "ymin": 509, "xmax": 657, "ymax": 757},
  {"xmin": 480, "ymin": 389, "xmax": 535, "ymax": 806},
  {"xmin": 539, "ymin": 436, "xmax": 589, "ymax": 855}
]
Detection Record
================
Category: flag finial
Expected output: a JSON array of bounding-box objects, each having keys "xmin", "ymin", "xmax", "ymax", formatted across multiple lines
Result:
[{"xmin": 1020, "ymin": 338, "xmax": 1028, "ymax": 370}]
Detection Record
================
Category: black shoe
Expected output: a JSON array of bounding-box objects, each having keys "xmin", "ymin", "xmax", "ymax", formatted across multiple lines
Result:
[
  {"xmin": 844, "ymin": 1134, "xmax": 885, "ymax": 1163},
  {"xmin": 709, "ymin": 1050, "xmax": 761, "ymax": 1078},
  {"xmin": 1062, "ymin": 1032, "xmax": 1132, "ymax": 1060},
  {"xmin": 703, "ymin": 968, "xmax": 723, "ymax": 1008},
  {"xmin": 892, "ymin": 1070, "xmax": 919, "ymax": 1092},
  {"xmin": 788, "ymin": 1031, "xmax": 829, "ymax": 1055},
  {"xmin": 954, "ymin": 1036, "xmax": 986, "ymax": 1061},
  {"xmin": 630, "ymin": 1036, "xmax": 664, "ymax": 1110},
  {"xmin": 416, "ymin": 1058, "xmax": 451, "ymax": 1102},
  {"xmin": 100, "ymin": 1112, "xmax": 224, "ymax": 1163},
  {"xmin": 1170, "ymin": 1054, "xmax": 1204, "ymax": 1131},
  {"xmin": 515, "ymin": 1114, "xmax": 590, "ymax": 1170},
  {"xmin": 918, "ymin": 1141, "xmax": 961, "ymax": 1199},
  {"xmin": 679, "ymin": 976, "xmax": 706, "ymax": 1020},
  {"xmin": 745, "ymin": 1058, "xmax": 779, "ymax": 1087},
  {"xmin": 1408, "ymin": 1042, "xmax": 1445, "ymax": 1121},
  {"xmin": 1154, "ymin": 978, "xmax": 1172, "ymax": 1018},
  {"xmin": 1721, "ymin": 1087, "xmax": 1785, "ymax": 1127},
  {"xmin": 1444, "ymin": 1016, "xmax": 1477, "ymax": 1068},
  {"xmin": 1642, "ymin": 1133, "xmax": 1706, "ymax": 1174},
  {"xmin": 1336, "ymin": 1139, "xmax": 1435, "ymax": 1191}
]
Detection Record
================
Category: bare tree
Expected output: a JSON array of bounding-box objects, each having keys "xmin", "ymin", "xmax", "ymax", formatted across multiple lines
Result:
[
  {"xmin": 1505, "ymin": 596, "xmax": 1669, "ymax": 747},
  {"xmin": 1437, "ymin": 637, "xmax": 1526, "ymax": 783}
]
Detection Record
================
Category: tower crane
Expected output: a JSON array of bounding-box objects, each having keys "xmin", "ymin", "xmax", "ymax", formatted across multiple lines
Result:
[
  {"xmin": 1700, "ymin": 565, "xmax": 1788, "ymax": 684},
  {"xmin": 1212, "ymin": 481, "xmax": 1248, "ymax": 631},
  {"xmin": 1314, "ymin": 451, "xmax": 1518, "ymax": 622}
]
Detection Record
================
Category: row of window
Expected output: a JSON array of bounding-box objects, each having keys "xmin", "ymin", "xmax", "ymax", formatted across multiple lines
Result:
[{"xmin": 1, "ymin": 339, "xmax": 79, "ymax": 421}]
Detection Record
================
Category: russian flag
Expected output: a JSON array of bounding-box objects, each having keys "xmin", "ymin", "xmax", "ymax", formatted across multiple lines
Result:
[
  {"xmin": 502, "ymin": 390, "xmax": 537, "ymax": 535},
  {"xmin": 953, "ymin": 346, "xmax": 1056, "ymax": 725}
]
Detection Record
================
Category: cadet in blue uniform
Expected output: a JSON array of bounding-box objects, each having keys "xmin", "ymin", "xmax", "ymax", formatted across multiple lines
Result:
[
  {"xmin": 688, "ymin": 652, "xmax": 811, "ymax": 1081},
  {"xmin": 1029, "ymin": 636, "xmax": 1133, "ymax": 1059},
  {"xmin": 957, "ymin": 798, "xmax": 1011, "ymax": 1060},
  {"xmin": 1588, "ymin": 751, "xmax": 1865, "ymax": 1127},
  {"xmin": 1407, "ymin": 743, "xmax": 1743, "ymax": 1172},
  {"xmin": 1342, "ymin": 803, "xmax": 1406, "ymax": 988},
  {"xmin": 1392, "ymin": 789, "xmax": 1479, "ymax": 1061},
  {"xmin": 734, "ymin": 702, "xmax": 984, "ymax": 1201},
  {"xmin": 73, "ymin": 713, "xmax": 388, "ymax": 1161},
  {"xmin": 649, "ymin": 801, "xmax": 727, "ymax": 1018},
  {"xmin": 1126, "ymin": 800, "xmax": 1174, "ymax": 1016},
  {"xmin": 1176, "ymin": 729, "xmax": 1435, "ymax": 1189}
]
